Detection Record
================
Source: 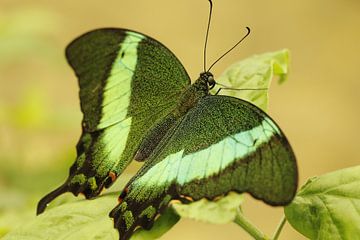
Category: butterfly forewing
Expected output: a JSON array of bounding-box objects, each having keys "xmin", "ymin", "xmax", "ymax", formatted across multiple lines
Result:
[{"xmin": 37, "ymin": 28, "xmax": 191, "ymax": 214}]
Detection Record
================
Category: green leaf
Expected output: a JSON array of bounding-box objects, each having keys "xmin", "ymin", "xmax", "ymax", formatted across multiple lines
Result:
[
  {"xmin": 284, "ymin": 165, "xmax": 360, "ymax": 240},
  {"xmin": 172, "ymin": 192, "xmax": 244, "ymax": 224},
  {"xmin": 213, "ymin": 49, "xmax": 290, "ymax": 111},
  {"xmin": 3, "ymin": 193, "xmax": 117, "ymax": 240},
  {"xmin": 3, "ymin": 192, "xmax": 178, "ymax": 240}
]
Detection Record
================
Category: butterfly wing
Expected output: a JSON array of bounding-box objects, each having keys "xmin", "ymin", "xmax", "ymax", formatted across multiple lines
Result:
[
  {"xmin": 37, "ymin": 28, "xmax": 191, "ymax": 214},
  {"xmin": 110, "ymin": 95, "xmax": 297, "ymax": 240}
]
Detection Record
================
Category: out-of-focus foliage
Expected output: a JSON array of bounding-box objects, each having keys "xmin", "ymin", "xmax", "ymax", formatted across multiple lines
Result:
[
  {"xmin": 0, "ymin": 8, "xmax": 58, "ymax": 62},
  {"xmin": 0, "ymin": 7, "xmax": 77, "ymax": 238}
]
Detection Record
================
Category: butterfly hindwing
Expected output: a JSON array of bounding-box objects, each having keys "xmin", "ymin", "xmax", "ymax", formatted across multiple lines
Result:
[
  {"xmin": 37, "ymin": 28, "xmax": 191, "ymax": 214},
  {"xmin": 110, "ymin": 95, "xmax": 297, "ymax": 239}
]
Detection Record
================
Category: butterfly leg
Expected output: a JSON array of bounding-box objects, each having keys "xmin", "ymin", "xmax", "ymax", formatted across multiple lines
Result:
[{"xmin": 214, "ymin": 88, "xmax": 223, "ymax": 95}]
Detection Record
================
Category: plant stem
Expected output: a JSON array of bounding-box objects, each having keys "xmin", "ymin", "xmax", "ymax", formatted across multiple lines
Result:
[
  {"xmin": 272, "ymin": 215, "xmax": 286, "ymax": 240},
  {"xmin": 234, "ymin": 208, "xmax": 269, "ymax": 240}
]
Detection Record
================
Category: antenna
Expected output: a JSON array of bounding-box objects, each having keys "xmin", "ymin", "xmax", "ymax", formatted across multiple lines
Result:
[
  {"xmin": 214, "ymin": 82, "xmax": 268, "ymax": 95},
  {"xmin": 203, "ymin": 0, "xmax": 213, "ymax": 72},
  {"xmin": 207, "ymin": 27, "xmax": 251, "ymax": 72}
]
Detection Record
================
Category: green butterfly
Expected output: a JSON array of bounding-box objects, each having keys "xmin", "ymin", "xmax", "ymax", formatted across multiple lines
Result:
[{"xmin": 37, "ymin": 28, "xmax": 297, "ymax": 240}]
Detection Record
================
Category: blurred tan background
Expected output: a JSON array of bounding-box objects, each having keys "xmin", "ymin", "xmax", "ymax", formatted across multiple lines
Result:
[{"xmin": 0, "ymin": 0, "xmax": 359, "ymax": 239}]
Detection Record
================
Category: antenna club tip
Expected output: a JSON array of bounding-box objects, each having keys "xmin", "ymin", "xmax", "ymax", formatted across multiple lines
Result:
[{"xmin": 246, "ymin": 26, "xmax": 251, "ymax": 32}]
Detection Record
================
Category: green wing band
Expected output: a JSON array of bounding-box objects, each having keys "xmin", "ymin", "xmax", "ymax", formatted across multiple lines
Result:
[
  {"xmin": 67, "ymin": 29, "xmax": 128, "ymax": 130},
  {"xmin": 97, "ymin": 32, "xmax": 143, "ymax": 129},
  {"xmin": 37, "ymin": 29, "xmax": 191, "ymax": 214},
  {"xmin": 110, "ymin": 95, "xmax": 297, "ymax": 239}
]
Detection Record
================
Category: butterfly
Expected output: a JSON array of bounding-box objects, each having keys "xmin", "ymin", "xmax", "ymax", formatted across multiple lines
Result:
[{"xmin": 37, "ymin": 26, "xmax": 297, "ymax": 240}]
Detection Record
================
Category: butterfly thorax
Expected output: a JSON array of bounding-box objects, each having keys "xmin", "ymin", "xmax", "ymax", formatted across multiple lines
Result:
[{"xmin": 175, "ymin": 72, "xmax": 215, "ymax": 117}]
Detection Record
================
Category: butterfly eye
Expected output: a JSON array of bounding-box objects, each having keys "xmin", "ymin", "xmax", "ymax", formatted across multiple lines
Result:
[{"xmin": 208, "ymin": 75, "xmax": 215, "ymax": 89}]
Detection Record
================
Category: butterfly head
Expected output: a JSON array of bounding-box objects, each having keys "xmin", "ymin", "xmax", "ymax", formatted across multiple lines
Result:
[{"xmin": 200, "ymin": 71, "xmax": 216, "ymax": 90}]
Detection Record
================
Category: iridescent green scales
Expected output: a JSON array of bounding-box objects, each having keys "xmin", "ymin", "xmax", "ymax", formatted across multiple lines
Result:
[{"xmin": 37, "ymin": 28, "xmax": 298, "ymax": 240}]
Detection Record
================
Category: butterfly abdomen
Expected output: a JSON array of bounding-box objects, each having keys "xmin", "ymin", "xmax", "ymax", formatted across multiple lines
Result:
[{"xmin": 134, "ymin": 115, "xmax": 177, "ymax": 161}]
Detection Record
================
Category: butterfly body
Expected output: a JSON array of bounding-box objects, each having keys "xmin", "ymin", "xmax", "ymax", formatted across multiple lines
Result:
[
  {"xmin": 37, "ymin": 28, "xmax": 297, "ymax": 240},
  {"xmin": 135, "ymin": 72, "xmax": 212, "ymax": 162}
]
